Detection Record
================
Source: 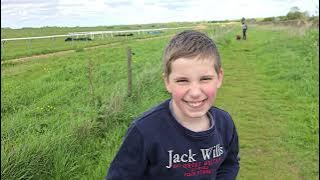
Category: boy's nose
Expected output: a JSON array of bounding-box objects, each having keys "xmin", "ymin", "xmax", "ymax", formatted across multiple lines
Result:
[{"xmin": 188, "ymin": 83, "xmax": 202, "ymax": 98}]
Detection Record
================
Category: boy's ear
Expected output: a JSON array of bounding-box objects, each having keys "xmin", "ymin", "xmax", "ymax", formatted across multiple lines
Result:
[
  {"xmin": 162, "ymin": 73, "xmax": 166, "ymax": 80},
  {"xmin": 163, "ymin": 73, "xmax": 172, "ymax": 93},
  {"xmin": 217, "ymin": 68, "xmax": 224, "ymax": 88}
]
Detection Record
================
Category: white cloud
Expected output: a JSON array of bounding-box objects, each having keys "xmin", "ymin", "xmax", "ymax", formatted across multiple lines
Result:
[{"xmin": 1, "ymin": 0, "xmax": 318, "ymax": 28}]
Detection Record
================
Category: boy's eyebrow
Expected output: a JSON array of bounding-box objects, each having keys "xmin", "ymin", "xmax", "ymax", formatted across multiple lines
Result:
[
  {"xmin": 201, "ymin": 75, "xmax": 215, "ymax": 77},
  {"xmin": 199, "ymin": 75, "xmax": 216, "ymax": 79},
  {"xmin": 173, "ymin": 77, "xmax": 188, "ymax": 80}
]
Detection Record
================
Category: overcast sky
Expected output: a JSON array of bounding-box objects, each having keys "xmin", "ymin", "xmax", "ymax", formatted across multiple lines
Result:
[{"xmin": 1, "ymin": 0, "xmax": 319, "ymax": 29}]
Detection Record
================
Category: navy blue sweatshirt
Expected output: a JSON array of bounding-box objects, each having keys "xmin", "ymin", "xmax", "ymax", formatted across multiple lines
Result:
[{"xmin": 106, "ymin": 99, "xmax": 240, "ymax": 180}]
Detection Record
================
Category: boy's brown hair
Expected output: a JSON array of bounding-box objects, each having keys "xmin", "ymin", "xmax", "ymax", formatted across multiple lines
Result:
[{"xmin": 163, "ymin": 30, "xmax": 221, "ymax": 78}]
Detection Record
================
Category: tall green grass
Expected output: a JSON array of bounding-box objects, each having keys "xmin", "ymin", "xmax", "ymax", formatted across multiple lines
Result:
[
  {"xmin": 216, "ymin": 25, "xmax": 318, "ymax": 179},
  {"xmin": 1, "ymin": 33, "xmax": 173, "ymax": 179},
  {"xmin": 1, "ymin": 30, "xmax": 175, "ymax": 61},
  {"xmin": 253, "ymin": 26, "xmax": 319, "ymax": 178}
]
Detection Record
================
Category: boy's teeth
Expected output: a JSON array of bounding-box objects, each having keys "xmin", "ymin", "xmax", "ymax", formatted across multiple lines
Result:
[{"xmin": 188, "ymin": 101, "xmax": 203, "ymax": 107}]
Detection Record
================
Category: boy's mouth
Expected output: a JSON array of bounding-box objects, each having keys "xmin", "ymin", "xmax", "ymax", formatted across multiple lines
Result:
[{"xmin": 184, "ymin": 99, "xmax": 207, "ymax": 108}]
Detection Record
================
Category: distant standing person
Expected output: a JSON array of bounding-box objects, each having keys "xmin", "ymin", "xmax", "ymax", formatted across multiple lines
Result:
[{"xmin": 241, "ymin": 21, "xmax": 248, "ymax": 40}]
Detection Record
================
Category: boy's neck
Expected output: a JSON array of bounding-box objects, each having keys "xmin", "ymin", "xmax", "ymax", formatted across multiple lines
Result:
[{"xmin": 169, "ymin": 100, "xmax": 211, "ymax": 132}]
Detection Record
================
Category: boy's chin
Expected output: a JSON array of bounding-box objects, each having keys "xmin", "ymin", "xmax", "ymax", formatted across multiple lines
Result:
[
  {"xmin": 184, "ymin": 104, "xmax": 211, "ymax": 115},
  {"xmin": 184, "ymin": 110, "xmax": 208, "ymax": 119}
]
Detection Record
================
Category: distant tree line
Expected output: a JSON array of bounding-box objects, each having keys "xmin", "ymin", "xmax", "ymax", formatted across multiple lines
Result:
[
  {"xmin": 208, "ymin": 20, "xmax": 232, "ymax": 23},
  {"xmin": 207, "ymin": 6, "xmax": 318, "ymax": 24},
  {"xmin": 261, "ymin": 6, "xmax": 319, "ymax": 22}
]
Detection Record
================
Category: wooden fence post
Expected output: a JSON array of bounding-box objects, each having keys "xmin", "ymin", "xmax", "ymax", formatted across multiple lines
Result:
[
  {"xmin": 127, "ymin": 47, "xmax": 132, "ymax": 97},
  {"xmin": 1, "ymin": 41, "xmax": 5, "ymax": 60}
]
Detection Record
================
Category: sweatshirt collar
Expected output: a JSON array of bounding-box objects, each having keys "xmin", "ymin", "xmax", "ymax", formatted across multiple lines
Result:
[{"xmin": 167, "ymin": 99, "xmax": 216, "ymax": 139}]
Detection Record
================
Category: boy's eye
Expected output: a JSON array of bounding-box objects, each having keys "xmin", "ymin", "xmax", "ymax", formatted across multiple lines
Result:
[
  {"xmin": 200, "ymin": 77, "xmax": 213, "ymax": 81},
  {"xmin": 175, "ymin": 79, "xmax": 188, "ymax": 83}
]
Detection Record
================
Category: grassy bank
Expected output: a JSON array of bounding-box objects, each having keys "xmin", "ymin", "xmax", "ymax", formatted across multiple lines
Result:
[{"xmin": 217, "ymin": 25, "xmax": 319, "ymax": 179}]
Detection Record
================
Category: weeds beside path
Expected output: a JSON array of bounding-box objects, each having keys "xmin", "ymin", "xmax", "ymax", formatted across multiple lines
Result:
[{"xmin": 217, "ymin": 26, "xmax": 319, "ymax": 179}]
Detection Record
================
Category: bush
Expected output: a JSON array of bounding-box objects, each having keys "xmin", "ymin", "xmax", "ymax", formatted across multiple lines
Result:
[{"xmin": 262, "ymin": 17, "xmax": 275, "ymax": 22}]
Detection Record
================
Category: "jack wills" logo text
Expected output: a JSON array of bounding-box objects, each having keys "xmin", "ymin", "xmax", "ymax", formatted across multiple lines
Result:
[{"xmin": 166, "ymin": 144, "xmax": 224, "ymax": 168}]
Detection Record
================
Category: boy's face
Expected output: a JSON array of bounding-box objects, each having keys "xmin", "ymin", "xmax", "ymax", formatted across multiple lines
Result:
[{"xmin": 165, "ymin": 57, "xmax": 223, "ymax": 121}]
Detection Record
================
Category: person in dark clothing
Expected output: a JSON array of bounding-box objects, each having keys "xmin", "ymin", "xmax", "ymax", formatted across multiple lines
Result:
[
  {"xmin": 106, "ymin": 30, "xmax": 240, "ymax": 180},
  {"xmin": 242, "ymin": 22, "xmax": 248, "ymax": 40}
]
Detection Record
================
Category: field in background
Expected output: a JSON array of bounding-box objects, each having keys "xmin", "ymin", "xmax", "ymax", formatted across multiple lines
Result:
[
  {"xmin": 1, "ymin": 22, "xmax": 216, "ymax": 61},
  {"xmin": 1, "ymin": 22, "xmax": 319, "ymax": 179},
  {"xmin": 1, "ymin": 22, "xmax": 201, "ymax": 38}
]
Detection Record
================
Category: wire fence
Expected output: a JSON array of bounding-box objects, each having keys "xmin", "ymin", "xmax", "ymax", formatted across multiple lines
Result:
[{"xmin": 0, "ymin": 27, "xmax": 194, "ymax": 61}]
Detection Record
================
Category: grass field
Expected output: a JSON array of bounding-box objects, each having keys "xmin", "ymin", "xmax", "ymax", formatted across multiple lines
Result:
[
  {"xmin": 1, "ymin": 28, "xmax": 180, "ymax": 61},
  {"xmin": 1, "ymin": 23, "xmax": 234, "ymax": 61},
  {"xmin": 1, "ymin": 23, "xmax": 319, "ymax": 179},
  {"xmin": 1, "ymin": 22, "xmax": 201, "ymax": 38},
  {"xmin": 0, "ymin": 22, "xmax": 206, "ymax": 61}
]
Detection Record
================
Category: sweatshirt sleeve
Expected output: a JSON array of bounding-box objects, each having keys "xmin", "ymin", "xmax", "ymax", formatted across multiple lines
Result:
[
  {"xmin": 216, "ymin": 125, "xmax": 240, "ymax": 180},
  {"xmin": 106, "ymin": 124, "xmax": 148, "ymax": 180}
]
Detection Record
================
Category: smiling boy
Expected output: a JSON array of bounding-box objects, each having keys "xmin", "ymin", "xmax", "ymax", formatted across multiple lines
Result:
[{"xmin": 106, "ymin": 30, "xmax": 240, "ymax": 180}]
